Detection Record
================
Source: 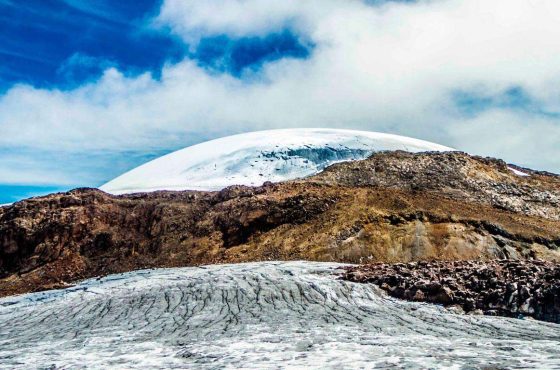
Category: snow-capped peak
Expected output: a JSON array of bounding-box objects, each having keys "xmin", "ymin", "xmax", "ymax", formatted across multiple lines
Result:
[{"xmin": 100, "ymin": 128, "xmax": 453, "ymax": 195}]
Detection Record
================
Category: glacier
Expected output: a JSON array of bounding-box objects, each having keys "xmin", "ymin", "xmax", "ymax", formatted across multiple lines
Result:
[
  {"xmin": 1, "ymin": 261, "xmax": 559, "ymax": 369},
  {"xmin": 100, "ymin": 128, "xmax": 453, "ymax": 195}
]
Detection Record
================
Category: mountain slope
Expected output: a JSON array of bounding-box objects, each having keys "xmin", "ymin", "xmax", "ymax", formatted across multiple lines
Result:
[{"xmin": 1, "ymin": 151, "xmax": 559, "ymax": 296}]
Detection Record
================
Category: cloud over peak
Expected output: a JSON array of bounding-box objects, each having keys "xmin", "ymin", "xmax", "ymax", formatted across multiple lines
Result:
[{"xmin": 1, "ymin": 0, "xmax": 559, "ymax": 191}]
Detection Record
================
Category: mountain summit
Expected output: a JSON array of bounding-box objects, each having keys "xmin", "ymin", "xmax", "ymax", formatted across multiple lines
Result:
[{"xmin": 100, "ymin": 129, "xmax": 453, "ymax": 194}]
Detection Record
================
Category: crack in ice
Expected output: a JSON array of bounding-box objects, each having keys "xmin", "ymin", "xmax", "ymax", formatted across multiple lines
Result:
[{"xmin": 1, "ymin": 261, "xmax": 559, "ymax": 369}]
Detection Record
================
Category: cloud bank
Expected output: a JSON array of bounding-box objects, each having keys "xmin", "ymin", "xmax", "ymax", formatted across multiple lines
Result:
[{"xmin": 1, "ymin": 0, "xmax": 559, "ymax": 187}]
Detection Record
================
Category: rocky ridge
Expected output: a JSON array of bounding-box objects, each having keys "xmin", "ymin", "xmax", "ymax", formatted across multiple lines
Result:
[
  {"xmin": 342, "ymin": 259, "xmax": 560, "ymax": 323},
  {"xmin": 1, "ymin": 151, "xmax": 559, "ymax": 297},
  {"xmin": 312, "ymin": 151, "xmax": 560, "ymax": 220}
]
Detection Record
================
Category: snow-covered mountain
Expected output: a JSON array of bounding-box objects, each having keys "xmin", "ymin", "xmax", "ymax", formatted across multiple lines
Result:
[{"xmin": 100, "ymin": 128, "xmax": 453, "ymax": 195}]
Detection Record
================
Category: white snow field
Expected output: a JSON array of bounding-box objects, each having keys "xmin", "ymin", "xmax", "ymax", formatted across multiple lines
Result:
[
  {"xmin": 100, "ymin": 128, "xmax": 453, "ymax": 194},
  {"xmin": 1, "ymin": 262, "xmax": 559, "ymax": 369}
]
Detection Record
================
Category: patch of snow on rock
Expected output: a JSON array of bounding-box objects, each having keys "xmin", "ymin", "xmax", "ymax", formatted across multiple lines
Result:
[{"xmin": 508, "ymin": 166, "xmax": 530, "ymax": 177}]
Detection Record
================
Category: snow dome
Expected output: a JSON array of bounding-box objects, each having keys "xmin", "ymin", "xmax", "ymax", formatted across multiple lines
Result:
[{"xmin": 100, "ymin": 128, "xmax": 453, "ymax": 194}]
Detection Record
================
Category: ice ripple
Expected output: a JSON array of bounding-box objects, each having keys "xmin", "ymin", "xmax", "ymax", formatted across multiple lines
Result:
[{"xmin": 1, "ymin": 261, "xmax": 559, "ymax": 369}]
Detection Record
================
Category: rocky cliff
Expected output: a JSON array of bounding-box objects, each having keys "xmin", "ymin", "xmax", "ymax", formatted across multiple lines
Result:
[{"xmin": 1, "ymin": 151, "xmax": 559, "ymax": 296}]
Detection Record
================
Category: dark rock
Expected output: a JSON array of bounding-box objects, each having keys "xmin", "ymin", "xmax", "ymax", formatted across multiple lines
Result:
[
  {"xmin": 342, "ymin": 259, "xmax": 560, "ymax": 324},
  {"xmin": 434, "ymin": 286, "xmax": 454, "ymax": 304}
]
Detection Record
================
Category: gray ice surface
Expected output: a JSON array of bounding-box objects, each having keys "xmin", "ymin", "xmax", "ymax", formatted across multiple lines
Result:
[{"xmin": 1, "ymin": 261, "xmax": 559, "ymax": 369}]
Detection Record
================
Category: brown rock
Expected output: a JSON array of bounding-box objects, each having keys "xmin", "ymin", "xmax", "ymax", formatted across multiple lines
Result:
[
  {"xmin": 413, "ymin": 290, "xmax": 426, "ymax": 301},
  {"xmin": 434, "ymin": 286, "xmax": 454, "ymax": 304},
  {"xmin": 1, "ymin": 151, "xmax": 560, "ymax": 297}
]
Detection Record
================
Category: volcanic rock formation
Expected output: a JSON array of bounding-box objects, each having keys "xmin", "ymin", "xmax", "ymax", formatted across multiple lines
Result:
[
  {"xmin": 342, "ymin": 259, "xmax": 560, "ymax": 323},
  {"xmin": 1, "ymin": 151, "xmax": 559, "ymax": 296}
]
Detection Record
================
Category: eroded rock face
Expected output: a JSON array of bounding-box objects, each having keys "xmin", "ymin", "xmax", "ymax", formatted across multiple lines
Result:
[
  {"xmin": 0, "ymin": 186, "xmax": 337, "ymax": 296},
  {"xmin": 1, "ymin": 151, "xmax": 559, "ymax": 296},
  {"xmin": 342, "ymin": 260, "xmax": 560, "ymax": 323}
]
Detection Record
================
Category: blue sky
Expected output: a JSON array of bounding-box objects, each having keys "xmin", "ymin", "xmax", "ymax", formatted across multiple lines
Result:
[
  {"xmin": 0, "ymin": 0, "xmax": 312, "ymax": 91},
  {"xmin": 1, "ymin": 0, "xmax": 559, "ymax": 203},
  {"xmin": 0, "ymin": 0, "xmax": 181, "ymax": 91},
  {"xmin": 0, "ymin": 0, "xmax": 313, "ymax": 203},
  {"xmin": 0, "ymin": 0, "xmax": 179, "ymax": 202}
]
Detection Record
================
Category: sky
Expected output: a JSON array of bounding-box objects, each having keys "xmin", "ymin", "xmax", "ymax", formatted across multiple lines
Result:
[{"xmin": 0, "ymin": 0, "xmax": 559, "ymax": 203}]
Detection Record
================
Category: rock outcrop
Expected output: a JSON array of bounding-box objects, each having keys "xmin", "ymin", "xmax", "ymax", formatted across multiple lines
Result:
[
  {"xmin": 313, "ymin": 151, "xmax": 560, "ymax": 221},
  {"xmin": 1, "ymin": 151, "xmax": 559, "ymax": 296},
  {"xmin": 342, "ymin": 259, "xmax": 560, "ymax": 323}
]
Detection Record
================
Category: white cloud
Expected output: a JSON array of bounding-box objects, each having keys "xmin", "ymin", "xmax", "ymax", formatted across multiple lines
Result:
[
  {"xmin": 1, "ymin": 0, "xmax": 560, "ymax": 186},
  {"xmin": 449, "ymin": 110, "xmax": 560, "ymax": 172}
]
